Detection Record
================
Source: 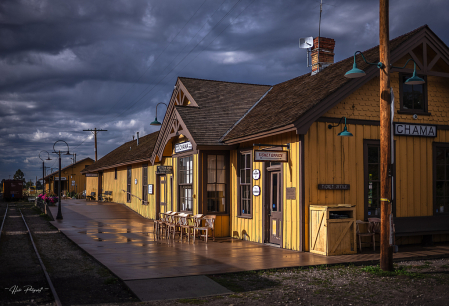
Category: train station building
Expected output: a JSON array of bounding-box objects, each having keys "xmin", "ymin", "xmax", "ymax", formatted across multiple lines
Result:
[{"xmin": 82, "ymin": 25, "xmax": 449, "ymax": 252}]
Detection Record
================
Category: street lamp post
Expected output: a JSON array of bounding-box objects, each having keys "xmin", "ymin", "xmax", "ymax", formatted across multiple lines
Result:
[
  {"xmin": 52, "ymin": 140, "xmax": 71, "ymax": 220},
  {"xmin": 38, "ymin": 151, "xmax": 52, "ymax": 194}
]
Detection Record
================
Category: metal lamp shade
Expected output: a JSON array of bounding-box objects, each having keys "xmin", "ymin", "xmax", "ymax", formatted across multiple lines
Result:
[
  {"xmin": 150, "ymin": 117, "xmax": 161, "ymax": 126},
  {"xmin": 404, "ymin": 62, "xmax": 425, "ymax": 85},
  {"xmin": 338, "ymin": 125, "xmax": 353, "ymax": 137},
  {"xmin": 404, "ymin": 74, "xmax": 425, "ymax": 85},
  {"xmin": 345, "ymin": 62, "xmax": 366, "ymax": 78}
]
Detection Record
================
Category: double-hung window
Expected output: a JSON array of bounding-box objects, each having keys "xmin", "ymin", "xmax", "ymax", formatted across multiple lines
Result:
[
  {"xmin": 179, "ymin": 156, "xmax": 193, "ymax": 212},
  {"xmin": 206, "ymin": 154, "xmax": 226, "ymax": 213},
  {"xmin": 238, "ymin": 151, "xmax": 252, "ymax": 217},
  {"xmin": 434, "ymin": 144, "xmax": 449, "ymax": 215}
]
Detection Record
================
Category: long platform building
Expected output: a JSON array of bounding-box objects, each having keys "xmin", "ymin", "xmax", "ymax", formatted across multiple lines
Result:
[{"xmin": 82, "ymin": 25, "xmax": 449, "ymax": 252}]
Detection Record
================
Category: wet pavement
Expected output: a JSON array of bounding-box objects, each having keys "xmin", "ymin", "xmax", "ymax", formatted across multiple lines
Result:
[{"xmin": 49, "ymin": 200, "xmax": 449, "ymax": 282}]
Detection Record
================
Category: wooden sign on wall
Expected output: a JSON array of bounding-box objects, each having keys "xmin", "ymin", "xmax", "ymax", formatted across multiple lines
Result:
[
  {"xmin": 286, "ymin": 187, "xmax": 296, "ymax": 200},
  {"xmin": 318, "ymin": 184, "xmax": 350, "ymax": 190}
]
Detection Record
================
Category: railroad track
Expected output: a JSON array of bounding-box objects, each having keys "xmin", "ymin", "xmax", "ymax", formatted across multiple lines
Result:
[{"xmin": 1, "ymin": 203, "xmax": 62, "ymax": 306}]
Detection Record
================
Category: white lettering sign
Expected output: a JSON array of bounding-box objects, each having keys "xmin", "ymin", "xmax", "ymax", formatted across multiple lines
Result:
[
  {"xmin": 86, "ymin": 173, "xmax": 98, "ymax": 177},
  {"xmin": 54, "ymin": 177, "xmax": 67, "ymax": 180},
  {"xmin": 253, "ymin": 169, "xmax": 260, "ymax": 180},
  {"xmin": 254, "ymin": 150, "xmax": 288, "ymax": 162},
  {"xmin": 175, "ymin": 141, "xmax": 193, "ymax": 153},
  {"xmin": 148, "ymin": 184, "xmax": 153, "ymax": 194},
  {"xmin": 394, "ymin": 123, "xmax": 437, "ymax": 137}
]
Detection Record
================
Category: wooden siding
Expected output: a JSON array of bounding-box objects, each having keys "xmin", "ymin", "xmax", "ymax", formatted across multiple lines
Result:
[
  {"xmin": 325, "ymin": 74, "xmax": 449, "ymax": 125},
  {"xmin": 231, "ymin": 132, "xmax": 301, "ymax": 250},
  {"xmin": 304, "ymin": 121, "xmax": 449, "ymax": 249}
]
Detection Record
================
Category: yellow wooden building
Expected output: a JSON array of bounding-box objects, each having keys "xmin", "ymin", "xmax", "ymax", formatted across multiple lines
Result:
[
  {"xmin": 82, "ymin": 25, "xmax": 449, "ymax": 252},
  {"xmin": 42, "ymin": 157, "xmax": 94, "ymax": 196},
  {"xmin": 82, "ymin": 132, "xmax": 162, "ymax": 219}
]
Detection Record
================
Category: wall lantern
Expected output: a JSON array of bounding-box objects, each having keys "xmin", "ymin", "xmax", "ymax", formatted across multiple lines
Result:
[
  {"xmin": 328, "ymin": 117, "xmax": 353, "ymax": 137},
  {"xmin": 150, "ymin": 102, "xmax": 168, "ymax": 126},
  {"xmin": 345, "ymin": 51, "xmax": 425, "ymax": 85}
]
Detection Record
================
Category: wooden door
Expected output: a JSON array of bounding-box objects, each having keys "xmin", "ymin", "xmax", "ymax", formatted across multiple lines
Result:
[
  {"xmin": 160, "ymin": 175, "xmax": 167, "ymax": 212},
  {"xmin": 269, "ymin": 171, "xmax": 282, "ymax": 244}
]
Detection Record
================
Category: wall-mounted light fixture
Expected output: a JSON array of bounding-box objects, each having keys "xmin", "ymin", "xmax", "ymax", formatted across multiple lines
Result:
[
  {"xmin": 328, "ymin": 117, "xmax": 353, "ymax": 137},
  {"xmin": 345, "ymin": 51, "xmax": 425, "ymax": 85},
  {"xmin": 150, "ymin": 102, "xmax": 168, "ymax": 126}
]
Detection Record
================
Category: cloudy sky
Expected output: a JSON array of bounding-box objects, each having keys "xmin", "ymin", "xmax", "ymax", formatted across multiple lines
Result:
[{"xmin": 0, "ymin": 0, "xmax": 448, "ymax": 182}]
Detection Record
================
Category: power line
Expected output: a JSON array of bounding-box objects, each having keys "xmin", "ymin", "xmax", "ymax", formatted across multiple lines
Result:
[{"xmin": 105, "ymin": 0, "xmax": 245, "ymax": 123}]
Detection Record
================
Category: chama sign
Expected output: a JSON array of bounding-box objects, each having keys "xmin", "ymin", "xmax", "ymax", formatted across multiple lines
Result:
[
  {"xmin": 394, "ymin": 123, "xmax": 437, "ymax": 137},
  {"xmin": 254, "ymin": 150, "xmax": 288, "ymax": 162}
]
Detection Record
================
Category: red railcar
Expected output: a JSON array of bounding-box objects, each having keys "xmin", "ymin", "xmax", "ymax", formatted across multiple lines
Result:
[{"xmin": 2, "ymin": 180, "xmax": 24, "ymax": 201}]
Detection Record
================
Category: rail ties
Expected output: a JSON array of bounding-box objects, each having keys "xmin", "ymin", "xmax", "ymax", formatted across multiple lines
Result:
[
  {"xmin": 1, "ymin": 205, "xmax": 62, "ymax": 306},
  {"xmin": 18, "ymin": 208, "xmax": 62, "ymax": 306}
]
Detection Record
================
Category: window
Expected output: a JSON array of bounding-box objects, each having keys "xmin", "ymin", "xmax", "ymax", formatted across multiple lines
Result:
[
  {"xmin": 364, "ymin": 142, "xmax": 381, "ymax": 219},
  {"xmin": 207, "ymin": 155, "xmax": 226, "ymax": 213},
  {"xmin": 114, "ymin": 168, "xmax": 117, "ymax": 180},
  {"xmin": 178, "ymin": 156, "xmax": 193, "ymax": 212},
  {"xmin": 142, "ymin": 164, "xmax": 148, "ymax": 203},
  {"xmin": 434, "ymin": 144, "xmax": 449, "ymax": 215},
  {"xmin": 127, "ymin": 166, "xmax": 131, "ymax": 203},
  {"xmin": 400, "ymin": 73, "xmax": 427, "ymax": 113},
  {"xmin": 238, "ymin": 151, "xmax": 252, "ymax": 216}
]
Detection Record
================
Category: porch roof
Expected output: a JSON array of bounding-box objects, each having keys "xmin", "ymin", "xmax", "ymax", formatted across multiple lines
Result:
[{"xmin": 81, "ymin": 131, "xmax": 159, "ymax": 173}]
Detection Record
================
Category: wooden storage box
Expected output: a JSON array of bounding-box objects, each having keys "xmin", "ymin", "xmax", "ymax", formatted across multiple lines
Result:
[{"xmin": 309, "ymin": 204, "xmax": 356, "ymax": 256}]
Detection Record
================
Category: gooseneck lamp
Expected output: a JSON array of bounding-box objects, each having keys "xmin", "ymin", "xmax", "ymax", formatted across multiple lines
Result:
[
  {"xmin": 345, "ymin": 51, "xmax": 425, "ymax": 85},
  {"xmin": 150, "ymin": 102, "xmax": 168, "ymax": 126},
  {"xmin": 328, "ymin": 117, "xmax": 353, "ymax": 137}
]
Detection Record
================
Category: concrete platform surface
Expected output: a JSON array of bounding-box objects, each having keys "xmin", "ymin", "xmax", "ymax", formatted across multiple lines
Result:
[
  {"xmin": 48, "ymin": 200, "xmax": 449, "ymax": 300},
  {"xmin": 124, "ymin": 276, "xmax": 232, "ymax": 301}
]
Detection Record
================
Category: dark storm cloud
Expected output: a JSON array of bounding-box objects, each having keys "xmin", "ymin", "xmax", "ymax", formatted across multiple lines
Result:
[{"xmin": 0, "ymin": 0, "xmax": 447, "ymax": 181}]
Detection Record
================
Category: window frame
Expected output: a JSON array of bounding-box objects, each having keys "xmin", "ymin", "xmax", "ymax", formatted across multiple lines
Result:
[
  {"xmin": 398, "ymin": 73, "xmax": 430, "ymax": 115},
  {"xmin": 237, "ymin": 150, "xmax": 253, "ymax": 218},
  {"xmin": 142, "ymin": 164, "xmax": 148, "ymax": 204},
  {"xmin": 178, "ymin": 155, "xmax": 193, "ymax": 213},
  {"xmin": 433, "ymin": 143, "xmax": 449, "ymax": 216},
  {"xmin": 126, "ymin": 166, "xmax": 132, "ymax": 203},
  {"xmin": 204, "ymin": 152, "xmax": 229, "ymax": 215}
]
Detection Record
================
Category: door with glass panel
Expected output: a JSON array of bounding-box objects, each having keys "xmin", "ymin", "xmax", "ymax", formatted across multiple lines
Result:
[
  {"xmin": 435, "ymin": 145, "xmax": 449, "ymax": 215},
  {"xmin": 179, "ymin": 156, "xmax": 193, "ymax": 212},
  {"xmin": 207, "ymin": 154, "xmax": 226, "ymax": 213},
  {"xmin": 365, "ymin": 142, "xmax": 381, "ymax": 219},
  {"xmin": 269, "ymin": 171, "xmax": 282, "ymax": 244},
  {"xmin": 160, "ymin": 175, "xmax": 167, "ymax": 211}
]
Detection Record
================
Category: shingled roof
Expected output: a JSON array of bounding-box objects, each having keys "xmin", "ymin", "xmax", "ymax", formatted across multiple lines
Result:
[
  {"xmin": 82, "ymin": 131, "xmax": 159, "ymax": 173},
  {"xmin": 176, "ymin": 77, "xmax": 271, "ymax": 145},
  {"xmin": 42, "ymin": 157, "xmax": 94, "ymax": 180},
  {"xmin": 223, "ymin": 25, "xmax": 428, "ymax": 141}
]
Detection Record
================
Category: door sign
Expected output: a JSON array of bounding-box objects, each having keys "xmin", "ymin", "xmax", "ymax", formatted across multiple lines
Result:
[
  {"xmin": 252, "ymin": 185, "xmax": 260, "ymax": 196},
  {"xmin": 253, "ymin": 169, "xmax": 260, "ymax": 180}
]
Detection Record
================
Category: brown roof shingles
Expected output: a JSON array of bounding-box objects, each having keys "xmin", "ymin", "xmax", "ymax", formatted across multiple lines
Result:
[
  {"xmin": 82, "ymin": 131, "xmax": 159, "ymax": 173},
  {"xmin": 177, "ymin": 77, "xmax": 271, "ymax": 145},
  {"xmin": 223, "ymin": 25, "xmax": 427, "ymax": 141}
]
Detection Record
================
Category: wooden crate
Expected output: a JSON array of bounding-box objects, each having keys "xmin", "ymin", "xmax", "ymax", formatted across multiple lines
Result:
[{"xmin": 309, "ymin": 204, "xmax": 356, "ymax": 256}]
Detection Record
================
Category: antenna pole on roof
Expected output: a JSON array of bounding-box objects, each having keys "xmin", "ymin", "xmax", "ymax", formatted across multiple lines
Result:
[
  {"xmin": 318, "ymin": 0, "xmax": 323, "ymax": 72},
  {"xmin": 82, "ymin": 128, "xmax": 108, "ymax": 161}
]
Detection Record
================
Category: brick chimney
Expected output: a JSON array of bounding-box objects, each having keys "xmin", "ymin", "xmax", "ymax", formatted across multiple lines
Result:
[{"xmin": 311, "ymin": 37, "xmax": 335, "ymax": 73}]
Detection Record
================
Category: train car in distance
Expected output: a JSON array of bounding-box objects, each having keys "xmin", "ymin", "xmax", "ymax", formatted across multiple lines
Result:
[{"xmin": 2, "ymin": 179, "xmax": 24, "ymax": 201}]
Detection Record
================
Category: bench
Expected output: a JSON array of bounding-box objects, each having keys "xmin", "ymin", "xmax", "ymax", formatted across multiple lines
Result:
[
  {"xmin": 394, "ymin": 216, "xmax": 449, "ymax": 245},
  {"xmin": 101, "ymin": 191, "xmax": 112, "ymax": 202},
  {"xmin": 86, "ymin": 192, "xmax": 96, "ymax": 201}
]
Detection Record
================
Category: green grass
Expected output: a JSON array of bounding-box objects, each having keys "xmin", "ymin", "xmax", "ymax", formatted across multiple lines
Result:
[
  {"xmin": 440, "ymin": 264, "xmax": 449, "ymax": 269},
  {"xmin": 104, "ymin": 277, "xmax": 118, "ymax": 284},
  {"xmin": 361, "ymin": 265, "xmax": 424, "ymax": 278}
]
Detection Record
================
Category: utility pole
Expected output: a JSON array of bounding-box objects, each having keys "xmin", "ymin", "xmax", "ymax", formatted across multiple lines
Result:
[
  {"xmin": 83, "ymin": 128, "xmax": 107, "ymax": 161},
  {"xmin": 379, "ymin": 0, "xmax": 394, "ymax": 271}
]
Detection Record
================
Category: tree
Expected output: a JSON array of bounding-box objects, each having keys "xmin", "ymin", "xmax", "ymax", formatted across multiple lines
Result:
[
  {"xmin": 13, "ymin": 169, "xmax": 25, "ymax": 182},
  {"xmin": 36, "ymin": 181, "xmax": 43, "ymax": 189}
]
